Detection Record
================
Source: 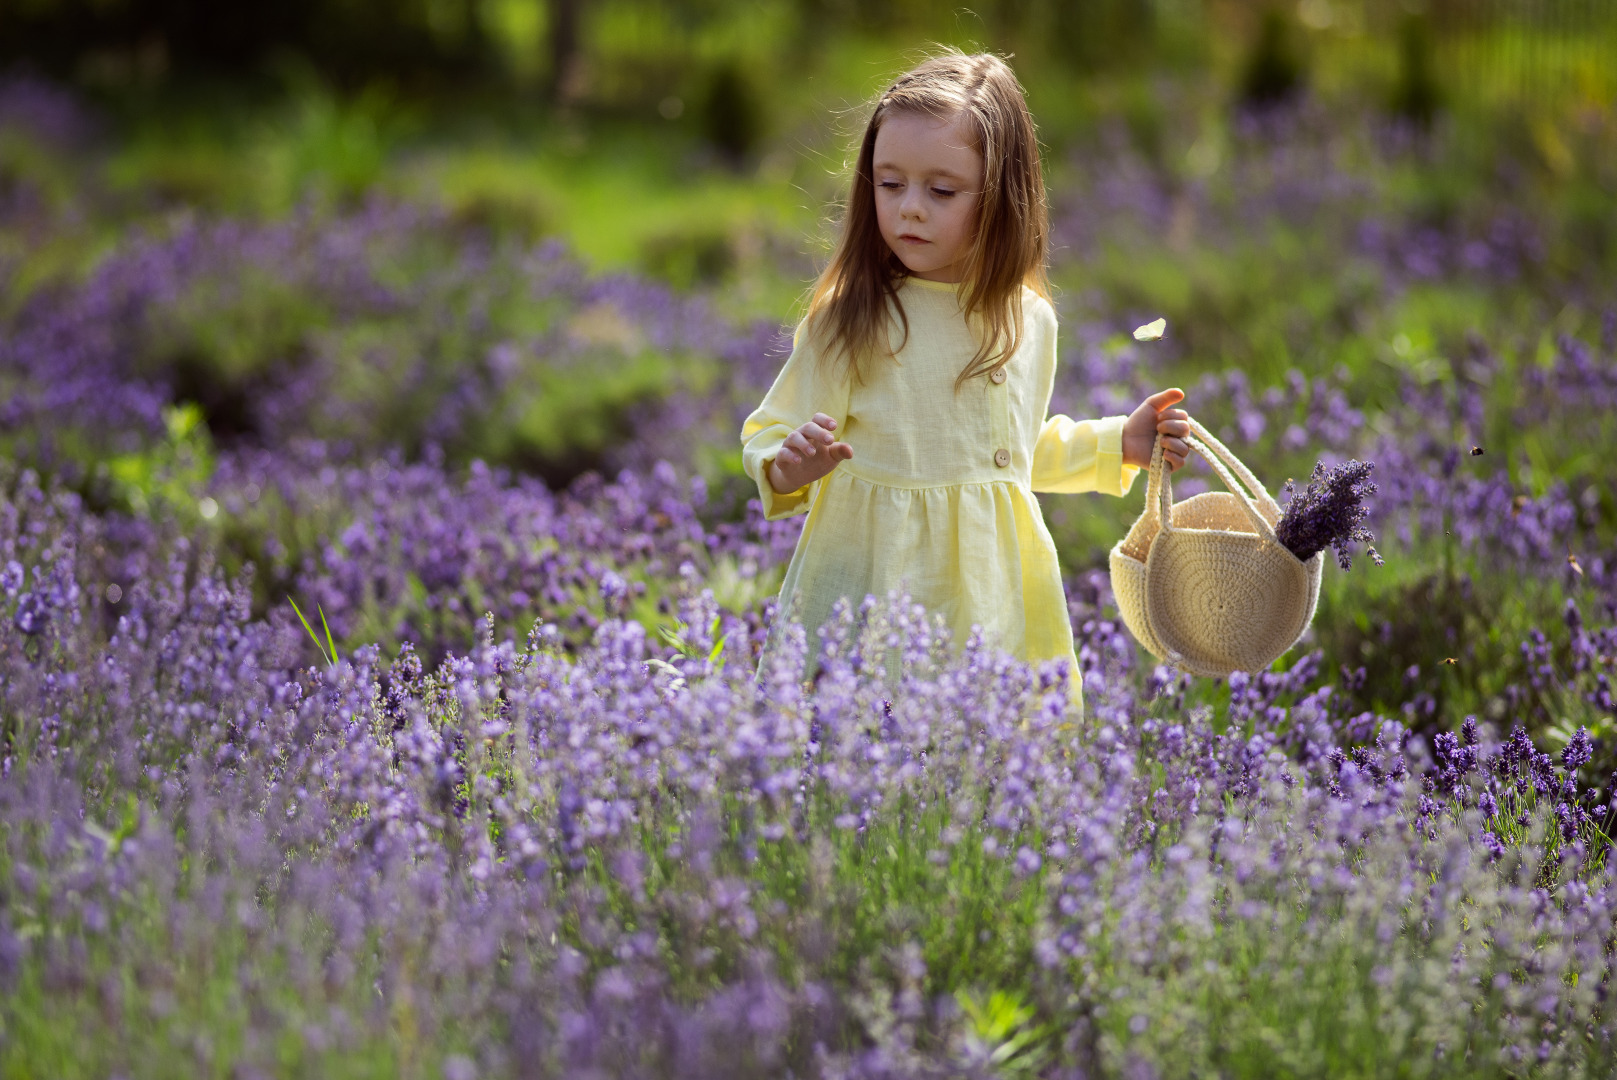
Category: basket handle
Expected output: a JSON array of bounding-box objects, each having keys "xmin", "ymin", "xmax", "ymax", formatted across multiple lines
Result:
[
  {"xmin": 1155, "ymin": 418, "xmax": 1282, "ymax": 544},
  {"xmin": 1185, "ymin": 418, "xmax": 1281, "ymax": 520},
  {"xmin": 1141, "ymin": 432, "xmax": 1168, "ymax": 531}
]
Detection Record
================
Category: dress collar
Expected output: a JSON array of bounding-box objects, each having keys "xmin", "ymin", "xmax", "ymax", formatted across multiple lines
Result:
[{"xmin": 900, "ymin": 275, "xmax": 962, "ymax": 294}]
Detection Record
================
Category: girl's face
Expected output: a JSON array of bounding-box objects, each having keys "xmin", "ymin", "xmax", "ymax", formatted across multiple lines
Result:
[{"xmin": 872, "ymin": 110, "xmax": 983, "ymax": 283}]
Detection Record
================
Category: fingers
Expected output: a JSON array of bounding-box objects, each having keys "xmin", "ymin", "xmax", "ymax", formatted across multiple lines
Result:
[
  {"xmin": 801, "ymin": 422, "xmax": 835, "ymax": 449},
  {"xmin": 1155, "ymin": 400, "xmax": 1191, "ymax": 469},
  {"xmin": 1155, "ymin": 414, "xmax": 1190, "ymax": 439},
  {"xmin": 789, "ymin": 419, "xmax": 838, "ymax": 458},
  {"xmin": 811, "ymin": 413, "xmax": 838, "ymax": 432},
  {"xmin": 1142, "ymin": 387, "xmax": 1185, "ymax": 414},
  {"xmin": 775, "ymin": 435, "xmax": 852, "ymax": 480},
  {"xmin": 786, "ymin": 423, "xmax": 833, "ymax": 459},
  {"xmin": 796, "ymin": 439, "xmax": 852, "ymax": 466},
  {"xmin": 781, "ymin": 430, "xmax": 813, "ymax": 462}
]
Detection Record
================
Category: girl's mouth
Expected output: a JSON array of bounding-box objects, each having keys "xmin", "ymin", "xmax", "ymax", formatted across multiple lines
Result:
[{"xmin": 898, "ymin": 234, "xmax": 929, "ymax": 245}]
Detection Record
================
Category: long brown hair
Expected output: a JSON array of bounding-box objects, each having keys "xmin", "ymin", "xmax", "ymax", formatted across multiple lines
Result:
[{"xmin": 804, "ymin": 50, "xmax": 1051, "ymax": 388}]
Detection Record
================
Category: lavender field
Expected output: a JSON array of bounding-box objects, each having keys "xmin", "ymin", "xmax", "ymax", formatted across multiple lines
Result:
[{"xmin": 3, "ymin": 48, "xmax": 1616, "ymax": 1079}]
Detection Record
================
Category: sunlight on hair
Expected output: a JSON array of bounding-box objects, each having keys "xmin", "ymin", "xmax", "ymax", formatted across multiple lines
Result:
[{"xmin": 803, "ymin": 48, "xmax": 1049, "ymax": 389}]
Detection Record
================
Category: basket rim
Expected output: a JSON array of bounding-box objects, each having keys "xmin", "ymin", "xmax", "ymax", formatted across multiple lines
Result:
[{"xmin": 1149, "ymin": 522, "xmax": 1320, "ymax": 573}]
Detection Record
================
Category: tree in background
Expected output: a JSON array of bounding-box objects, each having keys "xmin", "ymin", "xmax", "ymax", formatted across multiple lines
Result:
[
  {"xmin": 0, "ymin": 0, "xmax": 492, "ymax": 87},
  {"xmin": 1392, "ymin": 11, "xmax": 1442, "ymax": 128},
  {"xmin": 1239, "ymin": 6, "xmax": 1305, "ymax": 108},
  {"xmin": 546, "ymin": 0, "xmax": 583, "ymax": 103}
]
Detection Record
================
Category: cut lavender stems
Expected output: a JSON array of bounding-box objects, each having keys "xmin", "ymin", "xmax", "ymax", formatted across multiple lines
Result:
[{"xmin": 1275, "ymin": 458, "xmax": 1384, "ymax": 570}]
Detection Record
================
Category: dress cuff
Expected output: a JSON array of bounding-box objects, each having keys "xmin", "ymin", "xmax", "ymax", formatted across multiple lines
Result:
[
  {"xmin": 1094, "ymin": 415, "xmax": 1140, "ymax": 497},
  {"xmin": 755, "ymin": 455, "xmax": 817, "ymax": 520}
]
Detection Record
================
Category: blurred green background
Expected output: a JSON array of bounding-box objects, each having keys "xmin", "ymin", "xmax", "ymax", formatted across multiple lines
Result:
[{"xmin": 4, "ymin": 0, "xmax": 1614, "ymax": 318}]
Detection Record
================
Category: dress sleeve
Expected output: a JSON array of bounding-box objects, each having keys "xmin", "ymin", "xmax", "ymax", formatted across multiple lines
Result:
[
  {"xmin": 1031, "ymin": 413, "xmax": 1141, "ymax": 496},
  {"xmin": 740, "ymin": 322, "xmax": 852, "ymax": 520}
]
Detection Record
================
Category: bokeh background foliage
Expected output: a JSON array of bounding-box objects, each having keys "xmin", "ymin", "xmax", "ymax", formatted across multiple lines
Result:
[
  {"xmin": 5, "ymin": 0, "xmax": 1615, "ymax": 283},
  {"xmin": 2, "ymin": 0, "xmax": 1617, "ymax": 1076}
]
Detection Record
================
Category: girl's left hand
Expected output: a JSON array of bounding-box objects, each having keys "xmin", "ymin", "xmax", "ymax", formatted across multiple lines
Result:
[{"xmin": 1123, "ymin": 388, "xmax": 1191, "ymax": 471}]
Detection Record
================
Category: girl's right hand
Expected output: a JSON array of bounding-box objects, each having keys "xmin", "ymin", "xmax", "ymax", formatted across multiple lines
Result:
[
  {"xmin": 1123, "ymin": 388, "xmax": 1191, "ymax": 472},
  {"xmin": 767, "ymin": 413, "xmax": 853, "ymax": 494}
]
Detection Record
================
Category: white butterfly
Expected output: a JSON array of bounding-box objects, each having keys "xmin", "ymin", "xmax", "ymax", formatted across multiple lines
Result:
[{"xmin": 1132, "ymin": 318, "xmax": 1167, "ymax": 341}]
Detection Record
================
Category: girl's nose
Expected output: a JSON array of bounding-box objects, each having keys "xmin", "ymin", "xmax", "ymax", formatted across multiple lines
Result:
[{"xmin": 900, "ymin": 187, "xmax": 925, "ymax": 219}]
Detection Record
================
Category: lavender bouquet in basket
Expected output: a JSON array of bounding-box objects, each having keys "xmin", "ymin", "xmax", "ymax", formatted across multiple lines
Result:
[{"xmin": 1275, "ymin": 459, "xmax": 1383, "ymax": 570}]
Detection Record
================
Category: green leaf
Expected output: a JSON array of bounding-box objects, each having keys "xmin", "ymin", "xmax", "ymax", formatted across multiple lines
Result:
[
  {"xmin": 289, "ymin": 595, "xmax": 337, "ymax": 667},
  {"xmin": 320, "ymin": 602, "xmax": 340, "ymax": 667}
]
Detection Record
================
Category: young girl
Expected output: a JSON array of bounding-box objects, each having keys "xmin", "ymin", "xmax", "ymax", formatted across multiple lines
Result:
[{"xmin": 741, "ymin": 50, "xmax": 1190, "ymax": 703}]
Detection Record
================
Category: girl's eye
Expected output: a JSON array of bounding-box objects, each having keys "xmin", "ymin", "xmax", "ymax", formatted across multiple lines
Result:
[
  {"xmin": 931, "ymin": 188, "xmax": 956, "ymax": 198},
  {"xmin": 878, "ymin": 180, "xmax": 902, "ymax": 190}
]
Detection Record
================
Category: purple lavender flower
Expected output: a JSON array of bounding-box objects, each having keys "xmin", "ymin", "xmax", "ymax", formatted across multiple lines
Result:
[
  {"xmin": 1560, "ymin": 728, "xmax": 1593, "ymax": 772},
  {"xmin": 11, "ymin": 592, "xmax": 46, "ymax": 635},
  {"xmin": 1, "ymin": 78, "xmax": 1615, "ymax": 1075},
  {"xmin": 1275, "ymin": 458, "xmax": 1383, "ymax": 570}
]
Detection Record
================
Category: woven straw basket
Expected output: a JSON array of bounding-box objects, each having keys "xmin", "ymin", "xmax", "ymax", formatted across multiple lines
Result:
[{"xmin": 1109, "ymin": 419, "xmax": 1323, "ymax": 678}]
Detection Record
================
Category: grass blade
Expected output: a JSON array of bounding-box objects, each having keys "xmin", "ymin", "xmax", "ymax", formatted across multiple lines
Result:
[
  {"xmin": 319, "ymin": 603, "xmax": 339, "ymax": 667},
  {"xmin": 288, "ymin": 595, "xmax": 335, "ymax": 667}
]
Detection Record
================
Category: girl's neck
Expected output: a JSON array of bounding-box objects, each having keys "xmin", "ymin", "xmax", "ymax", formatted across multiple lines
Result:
[{"xmin": 901, "ymin": 275, "xmax": 961, "ymax": 293}]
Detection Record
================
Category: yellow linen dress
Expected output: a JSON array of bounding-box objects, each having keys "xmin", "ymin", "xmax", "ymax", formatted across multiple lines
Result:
[{"xmin": 741, "ymin": 276, "xmax": 1140, "ymax": 689}]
